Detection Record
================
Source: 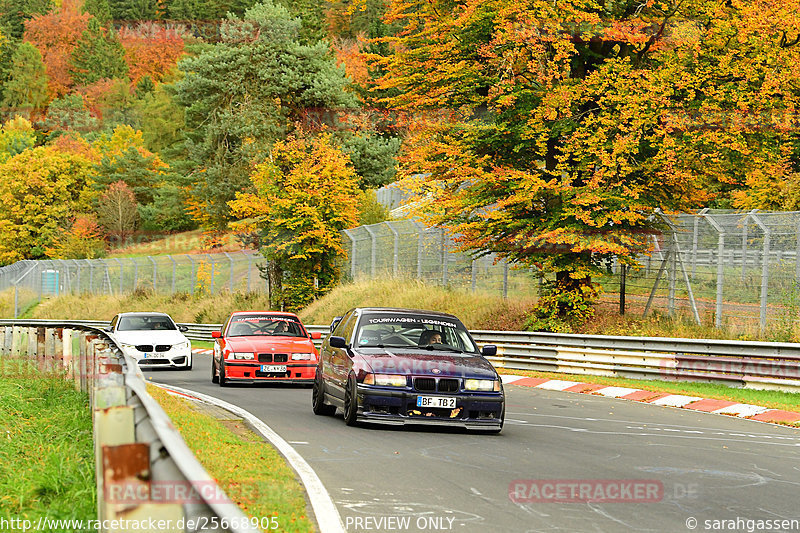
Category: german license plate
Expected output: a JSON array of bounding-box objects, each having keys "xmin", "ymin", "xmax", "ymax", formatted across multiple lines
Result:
[
  {"xmin": 261, "ymin": 365, "xmax": 287, "ymax": 373},
  {"xmin": 416, "ymin": 396, "xmax": 457, "ymax": 409},
  {"xmin": 142, "ymin": 353, "xmax": 150, "ymax": 359}
]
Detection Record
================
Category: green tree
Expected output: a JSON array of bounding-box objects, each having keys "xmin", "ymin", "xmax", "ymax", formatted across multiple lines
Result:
[
  {"xmin": 0, "ymin": 115, "xmax": 36, "ymax": 162},
  {"xmin": 229, "ymin": 134, "xmax": 360, "ymax": 310},
  {"xmin": 0, "ymin": 145, "xmax": 95, "ymax": 263},
  {"xmin": 174, "ymin": 0, "xmax": 356, "ymax": 229},
  {"xmin": 81, "ymin": 0, "xmax": 111, "ymax": 23},
  {"xmin": 38, "ymin": 94, "xmax": 98, "ymax": 137},
  {"xmin": 70, "ymin": 17, "xmax": 128, "ymax": 85},
  {"xmin": 2, "ymin": 42, "xmax": 49, "ymax": 118}
]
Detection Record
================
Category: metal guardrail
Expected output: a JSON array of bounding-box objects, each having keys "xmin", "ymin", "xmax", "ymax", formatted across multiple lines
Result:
[
  {"xmin": 0, "ymin": 320, "xmax": 257, "ymax": 532},
  {"xmin": 7, "ymin": 319, "xmax": 800, "ymax": 393}
]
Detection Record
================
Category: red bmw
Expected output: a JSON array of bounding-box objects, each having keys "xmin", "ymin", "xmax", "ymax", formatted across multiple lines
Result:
[{"xmin": 211, "ymin": 311, "xmax": 321, "ymax": 386}]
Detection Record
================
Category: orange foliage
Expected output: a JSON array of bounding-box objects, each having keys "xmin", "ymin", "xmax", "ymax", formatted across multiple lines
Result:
[
  {"xmin": 24, "ymin": 0, "xmax": 89, "ymax": 98},
  {"xmin": 332, "ymin": 36, "xmax": 369, "ymax": 86},
  {"xmin": 118, "ymin": 22, "xmax": 186, "ymax": 84}
]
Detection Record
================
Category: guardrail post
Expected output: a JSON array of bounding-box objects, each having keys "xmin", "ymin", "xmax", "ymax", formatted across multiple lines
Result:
[
  {"xmin": 36, "ymin": 327, "xmax": 45, "ymax": 372},
  {"xmin": 2, "ymin": 326, "xmax": 10, "ymax": 355},
  {"xmin": 63, "ymin": 328, "xmax": 73, "ymax": 379},
  {"xmin": 27, "ymin": 327, "xmax": 36, "ymax": 357},
  {"xmin": 11, "ymin": 325, "xmax": 21, "ymax": 357}
]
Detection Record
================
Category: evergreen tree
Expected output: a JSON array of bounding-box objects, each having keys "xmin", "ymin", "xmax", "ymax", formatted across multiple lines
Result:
[
  {"xmin": 2, "ymin": 42, "xmax": 49, "ymax": 117},
  {"xmin": 70, "ymin": 17, "xmax": 128, "ymax": 85},
  {"xmin": 81, "ymin": 0, "xmax": 112, "ymax": 24}
]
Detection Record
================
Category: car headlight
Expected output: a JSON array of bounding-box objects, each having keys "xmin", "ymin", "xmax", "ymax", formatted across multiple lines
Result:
[
  {"xmin": 119, "ymin": 343, "xmax": 135, "ymax": 349},
  {"xmin": 363, "ymin": 373, "xmax": 407, "ymax": 387},
  {"xmin": 465, "ymin": 379, "xmax": 500, "ymax": 392},
  {"xmin": 176, "ymin": 341, "xmax": 190, "ymax": 349},
  {"xmin": 231, "ymin": 352, "xmax": 255, "ymax": 360},
  {"xmin": 291, "ymin": 353, "xmax": 313, "ymax": 360}
]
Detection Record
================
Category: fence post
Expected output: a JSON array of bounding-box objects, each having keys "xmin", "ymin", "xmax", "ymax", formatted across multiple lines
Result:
[
  {"xmin": 750, "ymin": 213, "xmax": 770, "ymax": 333},
  {"xmin": 702, "ymin": 213, "xmax": 726, "ymax": 328},
  {"xmin": 206, "ymin": 254, "xmax": 215, "ymax": 294},
  {"xmin": 691, "ymin": 209, "xmax": 707, "ymax": 280},
  {"xmin": 412, "ymin": 221, "xmax": 425, "ymax": 280},
  {"xmin": 471, "ymin": 259, "xmax": 477, "ymax": 293},
  {"xmin": 225, "ymin": 252, "xmax": 234, "ymax": 292},
  {"xmin": 247, "ymin": 253, "xmax": 253, "ymax": 292},
  {"xmin": 342, "ymin": 229, "xmax": 356, "ymax": 280},
  {"xmin": 132, "ymin": 258, "xmax": 138, "ymax": 290},
  {"xmin": 169, "ymin": 255, "xmax": 176, "ymax": 294},
  {"xmin": 796, "ymin": 218, "xmax": 800, "ymax": 282},
  {"xmin": 148, "ymin": 256, "xmax": 156, "ymax": 291},
  {"xmin": 503, "ymin": 261, "xmax": 509, "ymax": 299},
  {"xmin": 741, "ymin": 213, "xmax": 749, "ymax": 281},
  {"xmin": 619, "ymin": 264, "xmax": 626, "ymax": 315},
  {"xmin": 384, "ymin": 222, "xmax": 399, "ymax": 276},
  {"xmin": 364, "ymin": 225, "xmax": 377, "ymax": 278},
  {"xmin": 441, "ymin": 228, "xmax": 448, "ymax": 287},
  {"xmin": 187, "ymin": 255, "xmax": 195, "ymax": 296}
]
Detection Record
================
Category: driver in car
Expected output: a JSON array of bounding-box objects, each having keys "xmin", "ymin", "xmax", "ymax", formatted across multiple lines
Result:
[{"xmin": 419, "ymin": 329, "xmax": 442, "ymax": 346}]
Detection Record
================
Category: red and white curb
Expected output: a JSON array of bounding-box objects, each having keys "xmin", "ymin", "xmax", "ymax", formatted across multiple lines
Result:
[
  {"xmin": 501, "ymin": 375, "xmax": 800, "ymax": 426},
  {"xmin": 192, "ymin": 348, "xmax": 213, "ymax": 354}
]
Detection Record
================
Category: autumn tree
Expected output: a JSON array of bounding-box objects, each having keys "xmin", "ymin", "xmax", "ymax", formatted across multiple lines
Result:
[
  {"xmin": 0, "ymin": 145, "xmax": 95, "ymax": 263},
  {"xmin": 96, "ymin": 180, "xmax": 139, "ymax": 241},
  {"xmin": 372, "ymin": 0, "xmax": 800, "ymax": 326},
  {"xmin": 23, "ymin": 0, "xmax": 89, "ymax": 97},
  {"xmin": 175, "ymin": 0, "xmax": 356, "ymax": 229},
  {"xmin": 2, "ymin": 42, "xmax": 49, "ymax": 118},
  {"xmin": 70, "ymin": 16, "xmax": 128, "ymax": 85},
  {"xmin": 117, "ymin": 22, "xmax": 185, "ymax": 84},
  {"xmin": 46, "ymin": 214, "xmax": 106, "ymax": 259},
  {"xmin": 229, "ymin": 134, "xmax": 360, "ymax": 310}
]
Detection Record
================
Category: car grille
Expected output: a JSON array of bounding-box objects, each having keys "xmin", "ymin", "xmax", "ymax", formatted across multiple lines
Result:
[
  {"xmin": 155, "ymin": 345, "xmax": 171, "ymax": 352},
  {"xmin": 413, "ymin": 377, "xmax": 461, "ymax": 393},
  {"xmin": 135, "ymin": 345, "xmax": 153, "ymax": 352},
  {"xmin": 258, "ymin": 353, "xmax": 272, "ymax": 363},
  {"xmin": 438, "ymin": 379, "xmax": 460, "ymax": 393},
  {"xmin": 273, "ymin": 354, "xmax": 288, "ymax": 363}
]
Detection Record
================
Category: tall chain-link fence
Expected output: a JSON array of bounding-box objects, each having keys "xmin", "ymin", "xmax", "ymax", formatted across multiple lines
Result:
[
  {"xmin": 0, "ymin": 251, "xmax": 269, "ymax": 317},
  {"xmin": 2, "ymin": 210, "xmax": 799, "ymax": 333}
]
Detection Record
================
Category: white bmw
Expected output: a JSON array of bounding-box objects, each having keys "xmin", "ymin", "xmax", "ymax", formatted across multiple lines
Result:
[{"xmin": 107, "ymin": 312, "xmax": 193, "ymax": 370}]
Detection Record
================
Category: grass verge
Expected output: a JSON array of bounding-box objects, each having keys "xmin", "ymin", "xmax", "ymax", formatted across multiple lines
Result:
[
  {"xmin": 146, "ymin": 384, "xmax": 315, "ymax": 532},
  {"xmin": 503, "ymin": 368, "xmax": 800, "ymax": 415},
  {"xmin": 0, "ymin": 360, "xmax": 95, "ymax": 522}
]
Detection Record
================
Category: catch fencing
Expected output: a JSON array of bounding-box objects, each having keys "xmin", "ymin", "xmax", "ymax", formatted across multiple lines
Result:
[{"xmin": 0, "ymin": 319, "xmax": 256, "ymax": 532}]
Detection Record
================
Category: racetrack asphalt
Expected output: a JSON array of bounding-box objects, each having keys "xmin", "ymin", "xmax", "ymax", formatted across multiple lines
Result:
[{"xmin": 150, "ymin": 353, "xmax": 800, "ymax": 533}]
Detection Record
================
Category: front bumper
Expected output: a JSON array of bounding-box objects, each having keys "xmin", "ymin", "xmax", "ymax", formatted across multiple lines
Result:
[
  {"xmin": 354, "ymin": 384, "xmax": 504, "ymax": 431},
  {"xmin": 223, "ymin": 361, "xmax": 316, "ymax": 383},
  {"xmin": 126, "ymin": 346, "xmax": 192, "ymax": 368}
]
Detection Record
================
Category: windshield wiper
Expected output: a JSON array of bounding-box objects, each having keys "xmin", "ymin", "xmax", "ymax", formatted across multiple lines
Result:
[{"xmin": 422, "ymin": 345, "xmax": 463, "ymax": 353}]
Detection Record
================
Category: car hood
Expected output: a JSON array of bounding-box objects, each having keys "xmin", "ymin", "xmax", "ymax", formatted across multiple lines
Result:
[
  {"xmin": 113, "ymin": 330, "xmax": 187, "ymax": 345},
  {"xmin": 225, "ymin": 336, "xmax": 316, "ymax": 354},
  {"xmin": 355, "ymin": 348, "xmax": 498, "ymax": 379}
]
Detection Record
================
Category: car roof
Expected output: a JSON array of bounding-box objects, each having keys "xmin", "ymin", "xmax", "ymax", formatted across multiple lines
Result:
[
  {"xmin": 116, "ymin": 312, "xmax": 173, "ymax": 318},
  {"xmin": 352, "ymin": 307, "xmax": 460, "ymax": 320},
  {"xmin": 229, "ymin": 311, "xmax": 300, "ymax": 318}
]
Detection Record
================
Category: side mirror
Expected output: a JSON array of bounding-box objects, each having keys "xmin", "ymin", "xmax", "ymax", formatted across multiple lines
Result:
[
  {"xmin": 211, "ymin": 331, "xmax": 222, "ymax": 339},
  {"xmin": 329, "ymin": 316, "xmax": 342, "ymax": 333},
  {"xmin": 178, "ymin": 325, "xmax": 189, "ymax": 332},
  {"xmin": 481, "ymin": 345, "xmax": 497, "ymax": 357},
  {"xmin": 310, "ymin": 332, "xmax": 322, "ymax": 340},
  {"xmin": 329, "ymin": 336, "xmax": 347, "ymax": 349}
]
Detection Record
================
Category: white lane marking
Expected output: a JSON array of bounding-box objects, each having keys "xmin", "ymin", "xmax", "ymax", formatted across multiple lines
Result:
[
  {"xmin": 501, "ymin": 375, "xmax": 527, "ymax": 384},
  {"xmin": 535, "ymin": 380, "xmax": 584, "ymax": 391},
  {"xmin": 713, "ymin": 403, "xmax": 770, "ymax": 417},
  {"xmin": 152, "ymin": 383, "xmax": 345, "ymax": 533},
  {"xmin": 594, "ymin": 386, "xmax": 642, "ymax": 398},
  {"xmin": 289, "ymin": 441, "xmax": 309, "ymax": 445},
  {"xmin": 650, "ymin": 395, "xmax": 704, "ymax": 407}
]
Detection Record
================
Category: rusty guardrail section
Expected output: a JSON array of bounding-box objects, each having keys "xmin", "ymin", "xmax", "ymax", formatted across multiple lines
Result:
[{"xmin": 0, "ymin": 320, "xmax": 257, "ymax": 533}]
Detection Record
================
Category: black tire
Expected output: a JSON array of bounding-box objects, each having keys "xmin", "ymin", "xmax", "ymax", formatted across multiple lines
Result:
[
  {"xmin": 312, "ymin": 371, "xmax": 336, "ymax": 416},
  {"xmin": 343, "ymin": 374, "xmax": 359, "ymax": 426},
  {"xmin": 219, "ymin": 359, "xmax": 228, "ymax": 387},
  {"xmin": 211, "ymin": 358, "xmax": 219, "ymax": 383},
  {"xmin": 185, "ymin": 355, "xmax": 193, "ymax": 371}
]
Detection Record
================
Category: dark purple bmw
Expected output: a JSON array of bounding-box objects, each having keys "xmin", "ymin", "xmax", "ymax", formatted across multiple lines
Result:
[{"xmin": 312, "ymin": 307, "xmax": 504, "ymax": 433}]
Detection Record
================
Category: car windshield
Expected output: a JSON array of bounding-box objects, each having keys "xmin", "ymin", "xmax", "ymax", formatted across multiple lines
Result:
[
  {"xmin": 227, "ymin": 315, "xmax": 305, "ymax": 337},
  {"xmin": 355, "ymin": 312, "xmax": 478, "ymax": 353},
  {"xmin": 117, "ymin": 316, "xmax": 176, "ymax": 331}
]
